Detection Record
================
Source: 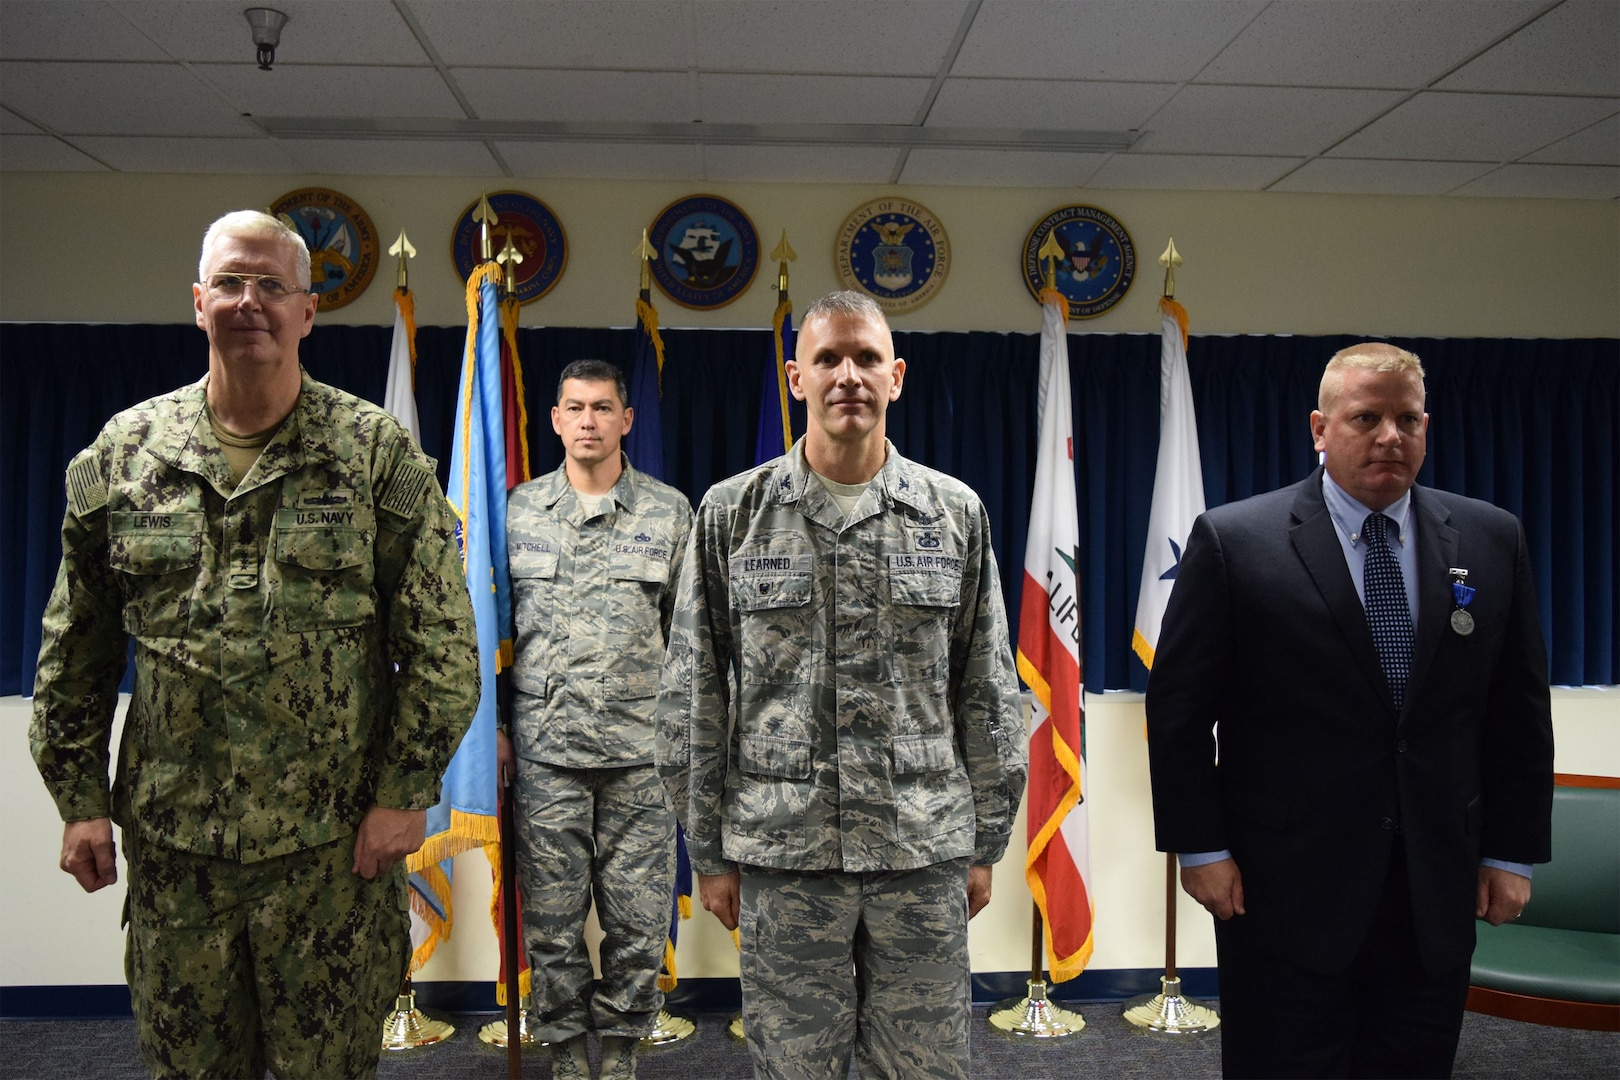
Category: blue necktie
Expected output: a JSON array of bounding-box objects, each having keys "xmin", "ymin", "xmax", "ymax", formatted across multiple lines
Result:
[{"xmin": 1363, "ymin": 512, "xmax": 1414, "ymax": 710}]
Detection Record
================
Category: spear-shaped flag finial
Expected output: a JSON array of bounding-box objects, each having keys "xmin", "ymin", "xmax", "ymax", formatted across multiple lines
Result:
[
  {"xmin": 1159, "ymin": 238, "xmax": 1183, "ymax": 299},
  {"xmin": 635, "ymin": 228, "xmax": 658, "ymax": 295},
  {"xmin": 388, "ymin": 229, "xmax": 417, "ymax": 291},
  {"xmin": 1038, "ymin": 230, "xmax": 1066, "ymax": 292},
  {"xmin": 496, "ymin": 231, "xmax": 524, "ymax": 297},
  {"xmin": 474, "ymin": 194, "xmax": 497, "ymax": 263}
]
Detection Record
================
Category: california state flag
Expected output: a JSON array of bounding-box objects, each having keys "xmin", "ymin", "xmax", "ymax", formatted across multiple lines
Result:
[{"xmin": 1016, "ymin": 289, "xmax": 1093, "ymax": 982}]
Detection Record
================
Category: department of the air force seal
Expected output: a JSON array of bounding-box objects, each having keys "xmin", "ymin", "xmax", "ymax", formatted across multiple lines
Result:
[
  {"xmin": 835, "ymin": 198, "xmax": 949, "ymax": 314},
  {"xmin": 648, "ymin": 194, "xmax": 759, "ymax": 310},
  {"xmin": 451, "ymin": 191, "xmax": 567, "ymax": 305},
  {"xmin": 270, "ymin": 187, "xmax": 379, "ymax": 312},
  {"xmin": 1022, "ymin": 205, "xmax": 1136, "ymax": 319}
]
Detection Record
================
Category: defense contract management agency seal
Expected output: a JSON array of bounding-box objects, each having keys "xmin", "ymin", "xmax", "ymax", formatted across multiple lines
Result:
[
  {"xmin": 270, "ymin": 187, "xmax": 379, "ymax": 312},
  {"xmin": 1022, "ymin": 205, "xmax": 1136, "ymax": 320},
  {"xmin": 648, "ymin": 194, "xmax": 759, "ymax": 310},
  {"xmin": 834, "ymin": 198, "xmax": 949, "ymax": 314},
  {"xmin": 451, "ymin": 191, "xmax": 567, "ymax": 305}
]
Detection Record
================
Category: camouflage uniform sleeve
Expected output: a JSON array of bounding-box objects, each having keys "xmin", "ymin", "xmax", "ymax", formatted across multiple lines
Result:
[
  {"xmin": 949, "ymin": 500, "xmax": 1028, "ymax": 866},
  {"xmin": 371, "ymin": 438, "xmax": 481, "ymax": 811},
  {"xmin": 655, "ymin": 495, "xmax": 736, "ymax": 875},
  {"xmin": 660, "ymin": 497, "xmax": 695, "ymax": 644},
  {"xmin": 29, "ymin": 442, "xmax": 128, "ymax": 822}
]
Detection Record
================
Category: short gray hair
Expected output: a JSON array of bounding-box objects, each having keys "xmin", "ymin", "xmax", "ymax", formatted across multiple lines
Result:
[
  {"xmin": 198, "ymin": 210, "xmax": 311, "ymax": 289},
  {"xmin": 800, "ymin": 290, "xmax": 889, "ymax": 333}
]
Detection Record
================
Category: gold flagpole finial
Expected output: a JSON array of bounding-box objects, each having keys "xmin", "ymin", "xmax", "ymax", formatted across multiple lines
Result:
[
  {"xmin": 1158, "ymin": 238, "xmax": 1183, "ymax": 299},
  {"xmin": 770, "ymin": 230, "xmax": 798, "ymax": 294},
  {"xmin": 634, "ymin": 228, "xmax": 657, "ymax": 294},
  {"xmin": 496, "ymin": 230, "xmax": 524, "ymax": 297},
  {"xmin": 388, "ymin": 229, "xmax": 417, "ymax": 291},
  {"xmin": 1037, "ymin": 231, "xmax": 1065, "ymax": 292},
  {"xmin": 474, "ymin": 194, "xmax": 498, "ymax": 263}
]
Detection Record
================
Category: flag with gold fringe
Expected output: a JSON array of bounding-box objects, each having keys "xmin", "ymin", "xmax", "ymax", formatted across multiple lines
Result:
[
  {"xmin": 1017, "ymin": 288, "xmax": 1094, "ymax": 982},
  {"xmin": 1132, "ymin": 296, "xmax": 1205, "ymax": 671}
]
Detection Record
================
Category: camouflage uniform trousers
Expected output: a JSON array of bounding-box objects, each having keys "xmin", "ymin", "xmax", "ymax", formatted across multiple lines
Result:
[
  {"xmin": 738, "ymin": 858, "xmax": 973, "ymax": 1080},
  {"xmin": 122, "ymin": 831, "xmax": 409, "ymax": 1079},
  {"xmin": 514, "ymin": 760, "xmax": 675, "ymax": 1044}
]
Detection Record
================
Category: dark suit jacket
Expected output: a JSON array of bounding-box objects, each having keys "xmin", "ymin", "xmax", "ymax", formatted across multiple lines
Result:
[{"xmin": 1146, "ymin": 467, "xmax": 1554, "ymax": 977}]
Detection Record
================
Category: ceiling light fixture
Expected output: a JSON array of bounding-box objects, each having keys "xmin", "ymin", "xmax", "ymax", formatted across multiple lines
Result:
[{"xmin": 244, "ymin": 8, "xmax": 289, "ymax": 71}]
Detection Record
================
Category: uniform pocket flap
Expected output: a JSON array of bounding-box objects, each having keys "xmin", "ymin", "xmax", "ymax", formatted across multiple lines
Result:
[
  {"xmin": 887, "ymin": 555, "xmax": 964, "ymax": 607},
  {"xmin": 892, "ymin": 733, "xmax": 954, "ymax": 775},
  {"xmin": 733, "ymin": 555, "xmax": 814, "ymax": 611},
  {"xmin": 605, "ymin": 670, "xmax": 661, "ymax": 700},
  {"xmin": 738, "ymin": 734, "xmax": 811, "ymax": 779},
  {"xmin": 108, "ymin": 513, "xmax": 204, "ymax": 575},
  {"xmin": 275, "ymin": 525, "xmax": 367, "ymax": 570},
  {"xmin": 509, "ymin": 545, "xmax": 559, "ymax": 578}
]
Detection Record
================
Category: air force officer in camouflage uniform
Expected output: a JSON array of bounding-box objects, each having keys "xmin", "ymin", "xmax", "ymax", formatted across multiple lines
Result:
[
  {"xmin": 29, "ymin": 210, "xmax": 480, "ymax": 1078},
  {"xmin": 499, "ymin": 360, "xmax": 693, "ymax": 1080},
  {"xmin": 656, "ymin": 291, "xmax": 1027, "ymax": 1079}
]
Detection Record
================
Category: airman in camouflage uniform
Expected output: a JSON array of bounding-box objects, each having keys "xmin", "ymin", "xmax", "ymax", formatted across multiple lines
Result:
[
  {"xmin": 656, "ymin": 292, "xmax": 1027, "ymax": 1079},
  {"xmin": 29, "ymin": 211, "xmax": 479, "ymax": 1080},
  {"xmin": 499, "ymin": 359, "xmax": 692, "ymax": 1080}
]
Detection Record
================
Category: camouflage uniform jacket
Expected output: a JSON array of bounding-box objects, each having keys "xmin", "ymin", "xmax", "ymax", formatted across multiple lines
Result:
[
  {"xmin": 508, "ymin": 456, "xmax": 692, "ymax": 767},
  {"xmin": 656, "ymin": 440, "xmax": 1027, "ymax": 876},
  {"xmin": 30, "ymin": 370, "xmax": 480, "ymax": 864}
]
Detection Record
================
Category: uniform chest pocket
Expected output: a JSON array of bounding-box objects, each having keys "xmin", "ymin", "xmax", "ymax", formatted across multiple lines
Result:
[
  {"xmin": 732, "ymin": 563, "xmax": 814, "ymax": 685},
  {"xmin": 887, "ymin": 558, "xmax": 963, "ymax": 686},
  {"xmin": 108, "ymin": 513, "xmax": 205, "ymax": 637},
  {"xmin": 509, "ymin": 547, "xmax": 558, "ymax": 631},
  {"xmin": 273, "ymin": 518, "xmax": 375, "ymax": 631}
]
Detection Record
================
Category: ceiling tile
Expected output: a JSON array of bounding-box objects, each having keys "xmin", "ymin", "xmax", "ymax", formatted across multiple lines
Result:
[
  {"xmin": 899, "ymin": 147, "xmax": 1108, "ymax": 187},
  {"xmin": 954, "ymin": 0, "xmax": 1266, "ymax": 81},
  {"xmin": 496, "ymin": 141, "xmax": 702, "ymax": 180},
  {"xmin": 282, "ymin": 138, "xmax": 502, "ymax": 176},
  {"xmin": 1329, "ymin": 92, "xmax": 1619, "ymax": 161},
  {"xmin": 0, "ymin": 133, "xmax": 109, "ymax": 170},
  {"xmin": 116, "ymin": 0, "xmax": 430, "ymax": 66},
  {"xmin": 1198, "ymin": 0, "xmax": 1545, "ymax": 88},
  {"xmin": 1087, "ymin": 152, "xmax": 1300, "ymax": 191},
  {"xmin": 1, "ymin": 106, "xmax": 41, "ymax": 134},
  {"xmin": 1440, "ymin": 0, "xmax": 1620, "ymax": 96},
  {"xmin": 1269, "ymin": 158, "xmax": 1496, "ymax": 196},
  {"xmin": 67, "ymin": 135, "xmax": 299, "ymax": 173},
  {"xmin": 1137, "ymin": 85, "xmax": 1403, "ymax": 156},
  {"xmin": 1449, "ymin": 163, "xmax": 1620, "ymax": 199},
  {"xmin": 1525, "ymin": 114, "xmax": 1620, "ymax": 166},
  {"xmin": 699, "ymin": 74, "xmax": 930, "ymax": 125},
  {"xmin": 405, "ymin": 0, "xmax": 690, "ymax": 68},
  {"xmin": 699, "ymin": 144, "xmax": 902, "ymax": 184},
  {"xmin": 457, "ymin": 69, "xmax": 695, "ymax": 123},
  {"xmin": 691, "ymin": 1, "xmax": 970, "ymax": 75},
  {"xmin": 926, "ymin": 79, "xmax": 1174, "ymax": 129},
  {"xmin": 0, "ymin": 61, "xmax": 258, "ymax": 136},
  {"xmin": 0, "ymin": 1, "xmax": 169, "ymax": 60},
  {"xmin": 194, "ymin": 63, "xmax": 465, "ymax": 120}
]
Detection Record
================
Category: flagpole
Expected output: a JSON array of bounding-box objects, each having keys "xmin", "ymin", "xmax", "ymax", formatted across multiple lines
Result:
[{"xmin": 1121, "ymin": 239, "xmax": 1218, "ymax": 1036}]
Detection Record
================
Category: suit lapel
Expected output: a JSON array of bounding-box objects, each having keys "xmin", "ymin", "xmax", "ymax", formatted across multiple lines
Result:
[
  {"xmin": 1404, "ymin": 486, "xmax": 1458, "ymax": 720},
  {"xmin": 1288, "ymin": 471, "xmax": 1387, "ymax": 707}
]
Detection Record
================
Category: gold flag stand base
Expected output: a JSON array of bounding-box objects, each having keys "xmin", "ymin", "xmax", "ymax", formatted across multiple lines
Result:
[
  {"xmin": 478, "ymin": 1008, "xmax": 545, "ymax": 1049},
  {"xmin": 1121, "ymin": 975, "xmax": 1220, "ymax": 1035},
  {"xmin": 988, "ymin": 979, "xmax": 1086, "ymax": 1038},
  {"xmin": 641, "ymin": 1008, "xmax": 696, "ymax": 1047},
  {"xmin": 726, "ymin": 1012, "xmax": 745, "ymax": 1042},
  {"xmin": 380, "ymin": 990, "xmax": 455, "ymax": 1051}
]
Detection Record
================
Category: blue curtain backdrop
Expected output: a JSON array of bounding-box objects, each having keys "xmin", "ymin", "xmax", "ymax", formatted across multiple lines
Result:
[{"xmin": 2, "ymin": 323, "xmax": 1613, "ymax": 698}]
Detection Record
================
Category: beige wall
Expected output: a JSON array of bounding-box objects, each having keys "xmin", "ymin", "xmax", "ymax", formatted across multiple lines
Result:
[
  {"xmin": 4, "ymin": 691, "xmax": 1615, "ymax": 991},
  {"xmin": 1, "ymin": 172, "xmax": 1616, "ymax": 337}
]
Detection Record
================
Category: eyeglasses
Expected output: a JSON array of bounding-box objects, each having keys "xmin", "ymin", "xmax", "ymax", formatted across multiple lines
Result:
[{"xmin": 203, "ymin": 273, "xmax": 309, "ymax": 305}]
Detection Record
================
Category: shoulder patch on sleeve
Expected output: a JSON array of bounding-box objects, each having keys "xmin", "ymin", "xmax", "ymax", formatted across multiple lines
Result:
[
  {"xmin": 66, "ymin": 456, "xmax": 107, "ymax": 517},
  {"xmin": 378, "ymin": 459, "xmax": 433, "ymax": 520}
]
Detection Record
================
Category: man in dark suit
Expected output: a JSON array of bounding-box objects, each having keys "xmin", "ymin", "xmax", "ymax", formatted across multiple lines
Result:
[{"xmin": 1146, "ymin": 342, "xmax": 1554, "ymax": 1078}]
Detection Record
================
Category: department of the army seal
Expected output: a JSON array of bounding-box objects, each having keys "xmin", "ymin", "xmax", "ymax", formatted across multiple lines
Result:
[
  {"xmin": 1022, "ymin": 205, "xmax": 1136, "ymax": 319},
  {"xmin": 648, "ymin": 194, "xmax": 760, "ymax": 310},
  {"xmin": 270, "ymin": 187, "xmax": 379, "ymax": 312},
  {"xmin": 451, "ymin": 191, "xmax": 567, "ymax": 304},
  {"xmin": 834, "ymin": 198, "xmax": 950, "ymax": 314}
]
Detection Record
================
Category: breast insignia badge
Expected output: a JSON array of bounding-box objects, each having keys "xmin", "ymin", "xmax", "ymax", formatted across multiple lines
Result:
[
  {"xmin": 648, "ymin": 195, "xmax": 760, "ymax": 310},
  {"xmin": 1022, "ymin": 205, "xmax": 1136, "ymax": 319},
  {"xmin": 835, "ymin": 198, "xmax": 950, "ymax": 314},
  {"xmin": 269, "ymin": 187, "xmax": 379, "ymax": 312},
  {"xmin": 451, "ymin": 191, "xmax": 567, "ymax": 304}
]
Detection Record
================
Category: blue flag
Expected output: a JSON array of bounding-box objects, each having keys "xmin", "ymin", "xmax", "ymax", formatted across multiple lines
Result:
[
  {"xmin": 625, "ymin": 294, "xmax": 666, "ymax": 481},
  {"xmin": 755, "ymin": 294, "xmax": 799, "ymax": 463}
]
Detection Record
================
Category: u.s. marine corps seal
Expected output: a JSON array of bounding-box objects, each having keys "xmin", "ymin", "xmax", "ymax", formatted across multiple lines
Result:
[
  {"xmin": 1022, "ymin": 205, "xmax": 1135, "ymax": 319},
  {"xmin": 451, "ymin": 191, "xmax": 568, "ymax": 304},
  {"xmin": 270, "ymin": 188, "xmax": 379, "ymax": 312},
  {"xmin": 835, "ymin": 198, "xmax": 950, "ymax": 314},
  {"xmin": 648, "ymin": 194, "xmax": 760, "ymax": 310}
]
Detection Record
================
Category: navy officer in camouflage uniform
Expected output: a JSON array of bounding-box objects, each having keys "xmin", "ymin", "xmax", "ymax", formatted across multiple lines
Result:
[
  {"xmin": 656, "ymin": 290, "xmax": 1028, "ymax": 1079},
  {"xmin": 498, "ymin": 359, "xmax": 693, "ymax": 1080},
  {"xmin": 30, "ymin": 210, "xmax": 480, "ymax": 1079}
]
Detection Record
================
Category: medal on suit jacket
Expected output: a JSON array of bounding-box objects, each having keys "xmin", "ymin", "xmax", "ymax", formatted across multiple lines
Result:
[{"xmin": 1449, "ymin": 567, "xmax": 1476, "ymax": 635}]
